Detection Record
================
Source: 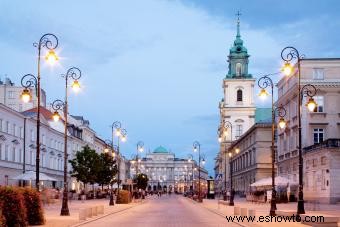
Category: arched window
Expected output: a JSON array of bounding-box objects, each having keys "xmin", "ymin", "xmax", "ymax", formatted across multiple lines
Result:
[
  {"xmin": 237, "ymin": 89, "xmax": 243, "ymax": 102},
  {"xmin": 236, "ymin": 63, "xmax": 242, "ymax": 76}
]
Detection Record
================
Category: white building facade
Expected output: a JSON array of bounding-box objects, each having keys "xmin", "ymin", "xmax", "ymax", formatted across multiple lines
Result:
[
  {"xmin": 131, "ymin": 146, "xmax": 208, "ymax": 193},
  {"xmin": 277, "ymin": 58, "xmax": 340, "ymax": 203}
]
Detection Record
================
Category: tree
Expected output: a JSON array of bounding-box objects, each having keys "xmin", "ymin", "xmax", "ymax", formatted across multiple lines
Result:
[
  {"xmin": 134, "ymin": 173, "xmax": 148, "ymax": 190},
  {"xmin": 69, "ymin": 145, "xmax": 100, "ymax": 191},
  {"xmin": 96, "ymin": 153, "xmax": 118, "ymax": 190}
]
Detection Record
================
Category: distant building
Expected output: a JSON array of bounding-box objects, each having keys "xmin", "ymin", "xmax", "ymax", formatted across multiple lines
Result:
[
  {"xmin": 0, "ymin": 77, "xmax": 46, "ymax": 112},
  {"xmin": 132, "ymin": 146, "xmax": 208, "ymax": 193},
  {"xmin": 276, "ymin": 58, "xmax": 340, "ymax": 204}
]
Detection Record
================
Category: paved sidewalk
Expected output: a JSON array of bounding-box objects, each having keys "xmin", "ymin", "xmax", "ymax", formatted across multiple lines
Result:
[
  {"xmin": 192, "ymin": 197, "xmax": 340, "ymax": 227},
  {"xmin": 35, "ymin": 198, "xmax": 145, "ymax": 227}
]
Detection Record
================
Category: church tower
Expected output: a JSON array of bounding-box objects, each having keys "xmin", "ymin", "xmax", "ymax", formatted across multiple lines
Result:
[{"xmin": 219, "ymin": 14, "xmax": 256, "ymax": 142}]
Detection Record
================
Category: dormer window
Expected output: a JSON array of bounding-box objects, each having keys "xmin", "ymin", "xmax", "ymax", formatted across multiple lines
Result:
[
  {"xmin": 237, "ymin": 89, "xmax": 243, "ymax": 102},
  {"xmin": 236, "ymin": 63, "xmax": 242, "ymax": 77}
]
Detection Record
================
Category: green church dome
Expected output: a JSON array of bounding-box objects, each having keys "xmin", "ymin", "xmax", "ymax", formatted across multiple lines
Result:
[{"xmin": 153, "ymin": 146, "xmax": 168, "ymax": 153}]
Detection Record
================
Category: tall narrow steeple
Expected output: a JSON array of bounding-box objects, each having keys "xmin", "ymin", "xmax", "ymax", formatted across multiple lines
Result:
[
  {"xmin": 236, "ymin": 11, "xmax": 241, "ymax": 39},
  {"xmin": 226, "ymin": 11, "xmax": 252, "ymax": 79}
]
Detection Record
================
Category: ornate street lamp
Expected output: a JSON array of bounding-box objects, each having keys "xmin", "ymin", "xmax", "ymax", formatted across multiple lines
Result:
[
  {"xmin": 193, "ymin": 141, "xmax": 203, "ymax": 202},
  {"xmin": 187, "ymin": 154, "xmax": 194, "ymax": 191},
  {"xmin": 281, "ymin": 47, "xmax": 318, "ymax": 215},
  {"xmin": 258, "ymin": 74, "xmax": 287, "ymax": 216},
  {"xmin": 228, "ymin": 147, "xmax": 240, "ymax": 206},
  {"xmin": 218, "ymin": 120, "xmax": 233, "ymax": 201},
  {"xmin": 111, "ymin": 121, "xmax": 127, "ymax": 196},
  {"xmin": 136, "ymin": 141, "xmax": 144, "ymax": 175},
  {"xmin": 104, "ymin": 140, "xmax": 117, "ymax": 206},
  {"xmin": 20, "ymin": 34, "xmax": 59, "ymax": 191}
]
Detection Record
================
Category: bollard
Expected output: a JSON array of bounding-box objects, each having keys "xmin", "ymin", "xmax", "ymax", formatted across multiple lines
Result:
[
  {"xmin": 240, "ymin": 208, "xmax": 247, "ymax": 216},
  {"xmin": 248, "ymin": 209, "xmax": 256, "ymax": 216},
  {"xmin": 97, "ymin": 205, "xmax": 104, "ymax": 214},
  {"xmin": 234, "ymin": 206, "xmax": 240, "ymax": 215},
  {"xmin": 86, "ymin": 207, "xmax": 93, "ymax": 218},
  {"xmin": 78, "ymin": 209, "xmax": 87, "ymax": 221},
  {"xmin": 92, "ymin": 206, "xmax": 98, "ymax": 216}
]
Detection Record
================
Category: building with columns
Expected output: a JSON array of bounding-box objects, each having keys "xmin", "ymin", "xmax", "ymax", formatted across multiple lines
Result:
[
  {"xmin": 276, "ymin": 58, "xmax": 340, "ymax": 203},
  {"xmin": 132, "ymin": 146, "xmax": 208, "ymax": 193}
]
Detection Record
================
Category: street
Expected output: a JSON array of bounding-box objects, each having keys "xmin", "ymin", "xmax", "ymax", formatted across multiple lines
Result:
[{"xmin": 82, "ymin": 195, "xmax": 238, "ymax": 227}]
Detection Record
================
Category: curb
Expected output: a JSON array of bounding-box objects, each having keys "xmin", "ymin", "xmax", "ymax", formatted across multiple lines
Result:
[
  {"xmin": 184, "ymin": 197, "xmax": 250, "ymax": 227},
  {"xmin": 70, "ymin": 200, "xmax": 146, "ymax": 227}
]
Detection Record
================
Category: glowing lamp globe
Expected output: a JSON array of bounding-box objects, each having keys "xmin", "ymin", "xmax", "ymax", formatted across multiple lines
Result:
[
  {"xmin": 45, "ymin": 50, "xmax": 59, "ymax": 65},
  {"xmin": 307, "ymin": 98, "xmax": 317, "ymax": 112},
  {"xmin": 21, "ymin": 88, "xmax": 31, "ymax": 103}
]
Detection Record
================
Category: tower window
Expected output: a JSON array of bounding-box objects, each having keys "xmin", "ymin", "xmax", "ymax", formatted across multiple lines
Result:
[
  {"xmin": 236, "ymin": 63, "xmax": 242, "ymax": 76},
  {"xmin": 237, "ymin": 89, "xmax": 243, "ymax": 102},
  {"xmin": 236, "ymin": 124, "xmax": 243, "ymax": 138}
]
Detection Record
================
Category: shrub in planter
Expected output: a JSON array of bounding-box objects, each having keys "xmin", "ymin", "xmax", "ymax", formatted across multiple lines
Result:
[
  {"xmin": 116, "ymin": 190, "xmax": 131, "ymax": 204},
  {"xmin": 0, "ymin": 202, "xmax": 6, "ymax": 227},
  {"xmin": 20, "ymin": 188, "xmax": 45, "ymax": 225},
  {"xmin": 0, "ymin": 187, "xmax": 27, "ymax": 227}
]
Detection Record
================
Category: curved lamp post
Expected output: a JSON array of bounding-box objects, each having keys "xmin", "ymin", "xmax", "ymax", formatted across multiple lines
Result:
[
  {"xmin": 228, "ymin": 148, "xmax": 237, "ymax": 206},
  {"xmin": 218, "ymin": 120, "xmax": 232, "ymax": 201},
  {"xmin": 258, "ymin": 74, "xmax": 287, "ymax": 216},
  {"xmin": 111, "ymin": 121, "xmax": 127, "ymax": 196},
  {"xmin": 281, "ymin": 47, "xmax": 317, "ymax": 215},
  {"xmin": 187, "ymin": 154, "xmax": 194, "ymax": 191},
  {"xmin": 193, "ymin": 141, "xmax": 203, "ymax": 202},
  {"xmin": 50, "ymin": 66, "xmax": 82, "ymax": 216},
  {"xmin": 20, "ymin": 34, "xmax": 59, "ymax": 191},
  {"xmin": 136, "ymin": 141, "xmax": 144, "ymax": 175},
  {"xmin": 104, "ymin": 139, "xmax": 117, "ymax": 206}
]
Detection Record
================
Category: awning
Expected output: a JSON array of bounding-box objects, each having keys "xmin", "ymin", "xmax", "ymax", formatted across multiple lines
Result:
[
  {"xmin": 12, "ymin": 171, "xmax": 58, "ymax": 181},
  {"xmin": 250, "ymin": 176, "xmax": 298, "ymax": 188}
]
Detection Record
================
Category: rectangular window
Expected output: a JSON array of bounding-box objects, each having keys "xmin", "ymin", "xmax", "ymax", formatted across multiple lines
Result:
[
  {"xmin": 20, "ymin": 127, "xmax": 24, "ymax": 138},
  {"xmin": 0, "ymin": 143, "xmax": 3, "ymax": 160},
  {"xmin": 5, "ymin": 145, "xmax": 9, "ymax": 161},
  {"xmin": 313, "ymin": 68, "xmax": 324, "ymax": 80},
  {"xmin": 6, "ymin": 121, "xmax": 9, "ymax": 133},
  {"xmin": 13, "ymin": 124, "xmax": 16, "ymax": 136},
  {"xmin": 0, "ymin": 119, "xmax": 2, "ymax": 132},
  {"xmin": 8, "ymin": 91, "xmax": 15, "ymax": 99},
  {"xmin": 31, "ymin": 130, "xmax": 34, "ymax": 141},
  {"xmin": 313, "ymin": 96, "xmax": 324, "ymax": 113},
  {"xmin": 12, "ymin": 147, "xmax": 15, "ymax": 162},
  {"xmin": 313, "ymin": 128, "xmax": 324, "ymax": 144},
  {"xmin": 236, "ymin": 125, "xmax": 243, "ymax": 137}
]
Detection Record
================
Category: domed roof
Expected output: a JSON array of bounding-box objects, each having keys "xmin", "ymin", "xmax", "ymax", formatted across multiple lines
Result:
[{"xmin": 153, "ymin": 146, "xmax": 168, "ymax": 153}]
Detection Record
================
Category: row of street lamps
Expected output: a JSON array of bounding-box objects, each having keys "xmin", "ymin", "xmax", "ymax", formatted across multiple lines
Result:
[
  {"xmin": 219, "ymin": 46, "xmax": 318, "ymax": 216},
  {"xmin": 19, "ymin": 34, "xmax": 84, "ymax": 216}
]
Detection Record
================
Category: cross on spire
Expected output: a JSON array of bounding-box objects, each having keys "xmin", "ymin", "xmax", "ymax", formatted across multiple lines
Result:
[
  {"xmin": 236, "ymin": 10, "xmax": 242, "ymax": 22},
  {"xmin": 236, "ymin": 10, "xmax": 242, "ymax": 38}
]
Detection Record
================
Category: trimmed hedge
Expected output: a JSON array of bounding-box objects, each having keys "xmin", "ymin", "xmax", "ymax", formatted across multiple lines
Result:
[
  {"xmin": 0, "ymin": 202, "xmax": 6, "ymax": 227},
  {"xmin": 0, "ymin": 187, "xmax": 27, "ymax": 227},
  {"xmin": 20, "ymin": 188, "xmax": 45, "ymax": 225},
  {"xmin": 0, "ymin": 187, "xmax": 46, "ymax": 226},
  {"xmin": 116, "ymin": 190, "xmax": 131, "ymax": 204}
]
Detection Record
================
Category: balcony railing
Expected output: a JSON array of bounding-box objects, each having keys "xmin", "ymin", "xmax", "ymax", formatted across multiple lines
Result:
[{"xmin": 303, "ymin": 138, "xmax": 340, "ymax": 153}]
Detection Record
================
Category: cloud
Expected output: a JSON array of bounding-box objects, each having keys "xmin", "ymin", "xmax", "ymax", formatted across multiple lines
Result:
[{"xmin": 0, "ymin": 0, "xmax": 285, "ymax": 174}]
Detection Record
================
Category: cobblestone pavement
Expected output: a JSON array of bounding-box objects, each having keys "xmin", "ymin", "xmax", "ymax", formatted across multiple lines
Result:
[{"xmin": 81, "ymin": 195, "xmax": 239, "ymax": 227}]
